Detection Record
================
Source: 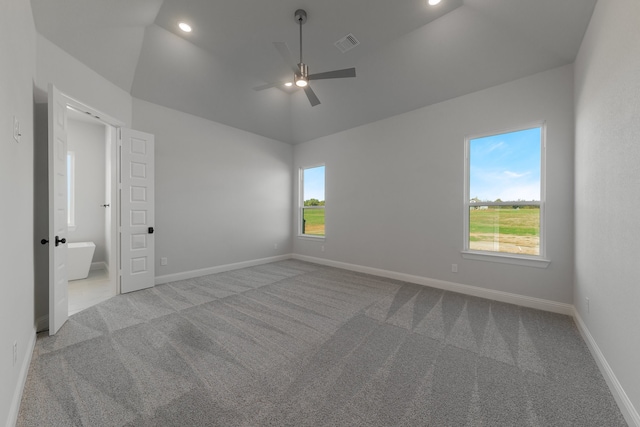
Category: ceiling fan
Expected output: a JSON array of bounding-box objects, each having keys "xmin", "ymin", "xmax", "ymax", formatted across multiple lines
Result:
[{"xmin": 253, "ymin": 9, "xmax": 356, "ymax": 106}]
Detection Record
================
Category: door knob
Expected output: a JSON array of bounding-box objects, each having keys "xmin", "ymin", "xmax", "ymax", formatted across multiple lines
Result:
[
  {"xmin": 148, "ymin": 227, "xmax": 154, "ymax": 234},
  {"xmin": 55, "ymin": 236, "xmax": 66, "ymax": 246},
  {"xmin": 41, "ymin": 239, "xmax": 49, "ymax": 245}
]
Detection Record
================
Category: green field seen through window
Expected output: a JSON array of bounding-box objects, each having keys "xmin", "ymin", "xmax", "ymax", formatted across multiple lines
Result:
[
  {"xmin": 302, "ymin": 208, "xmax": 325, "ymax": 236},
  {"xmin": 469, "ymin": 207, "xmax": 540, "ymax": 255}
]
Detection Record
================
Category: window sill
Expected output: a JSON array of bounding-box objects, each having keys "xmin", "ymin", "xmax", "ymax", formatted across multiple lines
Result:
[
  {"xmin": 297, "ymin": 235, "xmax": 325, "ymax": 241},
  {"xmin": 461, "ymin": 251, "xmax": 550, "ymax": 268}
]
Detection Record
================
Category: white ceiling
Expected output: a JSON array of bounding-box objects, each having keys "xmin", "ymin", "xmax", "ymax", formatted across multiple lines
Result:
[{"xmin": 31, "ymin": 0, "xmax": 597, "ymax": 144}]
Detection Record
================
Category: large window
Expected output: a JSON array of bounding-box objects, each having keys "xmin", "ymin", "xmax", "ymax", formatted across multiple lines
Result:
[
  {"xmin": 464, "ymin": 125, "xmax": 546, "ymax": 262},
  {"xmin": 300, "ymin": 165, "xmax": 325, "ymax": 237}
]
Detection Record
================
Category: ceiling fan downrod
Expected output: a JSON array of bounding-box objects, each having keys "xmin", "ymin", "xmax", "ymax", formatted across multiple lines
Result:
[{"xmin": 294, "ymin": 9, "xmax": 309, "ymax": 85}]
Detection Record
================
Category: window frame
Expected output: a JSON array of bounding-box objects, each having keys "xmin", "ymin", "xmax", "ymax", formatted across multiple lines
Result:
[
  {"xmin": 298, "ymin": 164, "xmax": 326, "ymax": 239},
  {"xmin": 67, "ymin": 150, "xmax": 76, "ymax": 230},
  {"xmin": 462, "ymin": 122, "xmax": 550, "ymax": 268}
]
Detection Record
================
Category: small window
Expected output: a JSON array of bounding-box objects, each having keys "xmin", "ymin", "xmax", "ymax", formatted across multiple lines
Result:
[
  {"xmin": 67, "ymin": 151, "xmax": 75, "ymax": 228},
  {"xmin": 300, "ymin": 165, "xmax": 325, "ymax": 237},
  {"xmin": 464, "ymin": 125, "xmax": 545, "ymax": 260}
]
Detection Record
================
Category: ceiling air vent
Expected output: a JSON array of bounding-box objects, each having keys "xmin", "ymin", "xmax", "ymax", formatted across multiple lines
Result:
[{"xmin": 334, "ymin": 33, "xmax": 360, "ymax": 53}]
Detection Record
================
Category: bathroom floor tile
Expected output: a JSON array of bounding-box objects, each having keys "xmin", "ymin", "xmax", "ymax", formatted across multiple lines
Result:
[{"xmin": 68, "ymin": 269, "xmax": 116, "ymax": 316}]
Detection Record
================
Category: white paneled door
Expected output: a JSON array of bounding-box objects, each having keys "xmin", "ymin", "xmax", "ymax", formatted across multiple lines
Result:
[
  {"xmin": 120, "ymin": 128, "xmax": 155, "ymax": 293},
  {"xmin": 48, "ymin": 84, "xmax": 69, "ymax": 335}
]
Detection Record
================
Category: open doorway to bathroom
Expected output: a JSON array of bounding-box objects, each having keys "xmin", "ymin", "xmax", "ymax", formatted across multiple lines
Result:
[
  {"xmin": 67, "ymin": 107, "xmax": 117, "ymax": 315},
  {"xmin": 34, "ymin": 98, "xmax": 120, "ymax": 330},
  {"xmin": 65, "ymin": 108, "xmax": 118, "ymax": 315}
]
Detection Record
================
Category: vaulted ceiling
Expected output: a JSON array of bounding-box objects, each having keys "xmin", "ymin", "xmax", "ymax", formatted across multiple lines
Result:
[{"xmin": 31, "ymin": 0, "xmax": 597, "ymax": 144}]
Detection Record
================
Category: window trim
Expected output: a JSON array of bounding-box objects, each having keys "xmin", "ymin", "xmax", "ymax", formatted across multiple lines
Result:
[
  {"xmin": 298, "ymin": 164, "xmax": 326, "ymax": 239},
  {"xmin": 462, "ymin": 122, "xmax": 549, "ymax": 268}
]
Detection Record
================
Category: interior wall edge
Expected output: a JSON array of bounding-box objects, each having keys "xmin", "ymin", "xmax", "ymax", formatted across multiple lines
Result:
[
  {"xmin": 573, "ymin": 309, "xmax": 640, "ymax": 427},
  {"xmin": 5, "ymin": 329, "xmax": 36, "ymax": 427},
  {"xmin": 292, "ymin": 254, "xmax": 574, "ymax": 316},
  {"xmin": 35, "ymin": 316, "xmax": 48, "ymax": 334}
]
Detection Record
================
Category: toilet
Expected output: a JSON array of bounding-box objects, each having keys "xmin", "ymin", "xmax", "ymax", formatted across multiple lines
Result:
[{"xmin": 67, "ymin": 242, "xmax": 96, "ymax": 281}]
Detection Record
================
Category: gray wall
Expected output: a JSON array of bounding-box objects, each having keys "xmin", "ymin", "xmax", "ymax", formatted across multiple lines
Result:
[
  {"xmin": 294, "ymin": 65, "xmax": 575, "ymax": 304},
  {"xmin": 67, "ymin": 118, "xmax": 107, "ymax": 264},
  {"xmin": 574, "ymin": 0, "xmax": 640, "ymax": 419},
  {"xmin": 0, "ymin": 0, "xmax": 36, "ymax": 424},
  {"xmin": 132, "ymin": 99, "xmax": 293, "ymax": 279},
  {"xmin": 35, "ymin": 34, "xmax": 133, "ymax": 126}
]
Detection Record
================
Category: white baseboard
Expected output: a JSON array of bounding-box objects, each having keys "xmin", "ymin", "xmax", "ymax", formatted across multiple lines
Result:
[
  {"xmin": 155, "ymin": 254, "xmax": 293, "ymax": 285},
  {"xmin": 573, "ymin": 310, "xmax": 640, "ymax": 427},
  {"xmin": 6, "ymin": 329, "xmax": 36, "ymax": 427},
  {"xmin": 90, "ymin": 261, "xmax": 107, "ymax": 272},
  {"xmin": 292, "ymin": 254, "xmax": 574, "ymax": 315}
]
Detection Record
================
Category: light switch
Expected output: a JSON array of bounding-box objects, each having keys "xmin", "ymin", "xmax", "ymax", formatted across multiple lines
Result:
[{"xmin": 13, "ymin": 116, "xmax": 20, "ymax": 143}]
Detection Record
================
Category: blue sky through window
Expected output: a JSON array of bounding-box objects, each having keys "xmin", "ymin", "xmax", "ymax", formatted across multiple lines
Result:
[
  {"xmin": 303, "ymin": 166, "xmax": 325, "ymax": 201},
  {"xmin": 470, "ymin": 127, "xmax": 541, "ymax": 202}
]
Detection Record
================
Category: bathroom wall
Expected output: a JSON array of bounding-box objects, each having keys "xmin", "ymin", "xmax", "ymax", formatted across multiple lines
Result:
[{"xmin": 67, "ymin": 117, "xmax": 107, "ymax": 265}]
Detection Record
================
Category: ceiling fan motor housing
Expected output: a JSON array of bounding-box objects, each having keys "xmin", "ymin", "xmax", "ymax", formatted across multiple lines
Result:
[
  {"xmin": 297, "ymin": 63, "xmax": 308, "ymax": 78},
  {"xmin": 294, "ymin": 9, "xmax": 308, "ymax": 24}
]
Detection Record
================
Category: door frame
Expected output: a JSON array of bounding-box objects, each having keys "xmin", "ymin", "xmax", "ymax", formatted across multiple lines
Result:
[{"xmin": 48, "ymin": 90, "xmax": 125, "ymax": 329}]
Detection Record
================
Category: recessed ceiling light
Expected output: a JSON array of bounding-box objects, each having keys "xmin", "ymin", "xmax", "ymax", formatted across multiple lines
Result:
[
  {"xmin": 178, "ymin": 22, "xmax": 192, "ymax": 33},
  {"xmin": 428, "ymin": 0, "xmax": 442, "ymax": 5},
  {"xmin": 284, "ymin": 82, "xmax": 293, "ymax": 87}
]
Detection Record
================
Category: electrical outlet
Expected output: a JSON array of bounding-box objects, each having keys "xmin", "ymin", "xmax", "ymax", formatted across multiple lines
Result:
[
  {"xmin": 160, "ymin": 257, "xmax": 168, "ymax": 266},
  {"xmin": 451, "ymin": 264, "xmax": 458, "ymax": 273},
  {"xmin": 13, "ymin": 342, "xmax": 17, "ymax": 366},
  {"xmin": 586, "ymin": 297, "xmax": 590, "ymax": 313},
  {"xmin": 13, "ymin": 116, "xmax": 21, "ymax": 143}
]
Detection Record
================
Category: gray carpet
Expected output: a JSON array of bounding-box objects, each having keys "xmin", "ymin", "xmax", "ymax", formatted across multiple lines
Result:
[{"xmin": 18, "ymin": 260, "xmax": 626, "ymax": 426}]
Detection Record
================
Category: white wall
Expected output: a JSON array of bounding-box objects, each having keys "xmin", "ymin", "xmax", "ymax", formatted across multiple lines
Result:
[
  {"xmin": 67, "ymin": 118, "xmax": 107, "ymax": 263},
  {"xmin": 574, "ymin": 0, "xmax": 640, "ymax": 422},
  {"xmin": 0, "ymin": 0, "xmax": 36, "ymax": 425},
  {"xmin": 132, "ymin": 99, "xmax": 293, "ymax": 279},
  {"xmin": 35, "ymin": 34, "xmax": 132, "ymax": 127},
  {"xmin": 294, "ymin": 65, "xmax": 575, "ymax": 304}
]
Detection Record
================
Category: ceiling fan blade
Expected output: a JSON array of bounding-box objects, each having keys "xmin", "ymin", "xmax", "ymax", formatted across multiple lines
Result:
[
  {"xmin": 274, "ymin": 42, "xmax": 299, "ymax": 74},
  {"xmin": 303, "ymin": 86, "xmax": 321, "ymax": 106},
  {"xmin": 253, "ymin": 81, "xmax": 290, "ymax": 91},
  {"xmin": 309, "ymin": 68, "xmax": 356, "ymax": 80}
]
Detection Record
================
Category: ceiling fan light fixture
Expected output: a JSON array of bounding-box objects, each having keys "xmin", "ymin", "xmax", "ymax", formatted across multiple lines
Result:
[
  {"xmin": 428, "ymin": 0, "xmax": 442, "ymax": 5},
  {"xmin": 295, "ymin": 62, "xmax": 309, "ymax": 87}
]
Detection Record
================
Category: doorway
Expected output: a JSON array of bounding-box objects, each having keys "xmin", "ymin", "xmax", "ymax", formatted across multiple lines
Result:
[
  {"xmin": 34, "ymin": 86, "xmax": 155, "ymax": 334},
  {"xmin": 34, "ymin": 90, "xmax": 122, "ymax": 333},
  {"xmin": 65, "ymin": 108, "xmax": 117, "ymax": 315}
]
